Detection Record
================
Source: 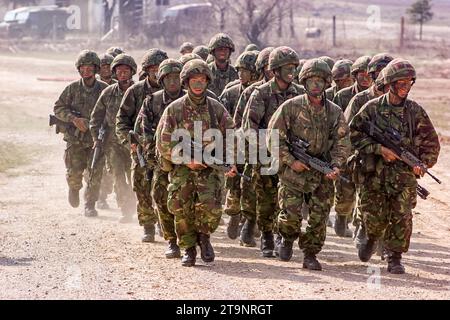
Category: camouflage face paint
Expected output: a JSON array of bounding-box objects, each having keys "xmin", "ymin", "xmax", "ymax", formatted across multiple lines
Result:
[
  {"xmin": 305, "ymin": 76, "xmax": 326, "ymax": 97},
  {"xmin": 146, "ymin": 65, "xmax": 160, "ymax": 86},
  {"xmin": 279, "ymin": 64, "xmax": 297, "ymax": 83},
  {"xmin": 163, "ymin": 72, "xmax": 181, "ymax": 95},
  {"xmin": 356, "ymin": 71, "xmax": 373, "ymax": 90},
  {"xmin": 188, "ymin": 74, "xmax": 208, "ymax": 96},
  {"xmin": 238, "ymin": 68, "xmax": 252, "ymax": 85}
]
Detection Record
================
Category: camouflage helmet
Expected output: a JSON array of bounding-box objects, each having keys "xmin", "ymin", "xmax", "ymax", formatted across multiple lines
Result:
[
  {"xmin": 375, "ymin": 68, "xmax": 387, "ymax": 91},
  {"xmin": 383, "ymin": 58, "xmax": 416, "ymax": 85},
  {"xmin": 111, "ymin": 53, "xmax": 137, "ymax": 76},
  {"xmin": 100, "ymin": 53, "xmax": 114, "ymax": 66},
  {"xmin": 106, "ymin": 47, "xmax": 125, "ymax": 58},
  {"xmin": 179, "ymin": 42, "xmax": 194, "ymax": 54},
  {"xmin": 75, "ymin": 50, "xmax": 100, "ymax": 71},
  {"xmin": 179, "ymin": 53, "xmax": 202, "ymax": 66},
  {"xmin": 331, "ymin": 59, "xmax": 353, "ymax": 80},
  {"xmin": 268, "ymin": 46, "xmax": 299, "ymax": 71},
  {"xmin": 235, "ymin": 51, "xmax": 259, "ymax": 73},
  {"xmin": 141, "ymin": 48, "xmax": 169, "ymax": 69},
  {"xmin": 192, "ymin": 45, "xmax": 209, "ymax": 61},
  {"xmin": 319, "ymin": 56, "xmax": 335, "ymax": 71},
  {"xmin": 157, "ymin": 58, "xmax": 183, "ymax": 86},
  {"xmin": 367, "ymin": 53, "xmax": 394, "ymax": 74},
  {"xmin": 245, "ymin": 43, "xmax": 260, "ymax": 52},
  {"xmin": 351, "ymin": 56, "xmax": 372, "ymax": 75},
  {"xmin": 206, "ymin": 54, "xmax": 215, "ymax": 64},
  {"xmin": 180, "ymin": 59, "xmax": 213, "ymax": 85},
  {"xmin": 299, "ymin": 58, "xmax": 332, "ymax": 87},
  {"xmin": 208, "ymin": 33, "xmax": 235, "ymax": 53},
  {"xmin": 255, "ymin": 47, "xmax": 275, "ymax": 71}
]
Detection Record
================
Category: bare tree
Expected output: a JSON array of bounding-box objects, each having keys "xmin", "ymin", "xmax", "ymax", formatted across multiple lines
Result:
[
  {"xmin": 209, "ymin": 0, "xmax": 231, "ymax": 31},
  {"xmin": 102, "ymin": 0, "xmax": 117, "ymax": 35}
]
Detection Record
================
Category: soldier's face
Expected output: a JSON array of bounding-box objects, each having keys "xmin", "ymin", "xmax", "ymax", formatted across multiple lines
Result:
[
  {"xmin": 146, "ymin": 65, "xmax": 160, "ymax": 85},
  {"xmin": 263, "ymin": 65, "xmax": 274, "ymax": 81},
  {"xmin": 305, "ymin": 76, "xmax": 327, "ymax": 97},
  {"xmin": 278, "ymin": 64, "xmax": 297, "ymax": 84},
  {"xmin": 356, "ymin": 71, "xmax": 372, "ymax": 89},
  {"xmin": 79, "ymin": 64, "xmax": 96, "ymax": 79},
  {"xmin": 238, "ymin": 68, "xmax": 252, "ymax": 85},
  {"xmin": 334, "ymin": 76, "xmax": 353, "ymax": 90},
  {"xmin": 99, "ymin": 64, "xmax": 112, "ymax": 79},
  {"xmin": 163, "ymin": 73, "xmax": 181, "ymax": 94},
  {"xmin": 188, "ymin": 74, "xmax": 208, "ymax": 96},
  {"xmin": 115, "ymin": 65, "xmax": 132, "ymax": 82},
  {"xmin": 214, "ymin": 47, "xmax": 231, "ymax": 62},
  {"xmin": 392, "ymin": 78, "xmax": 414, "ymax": 99}
]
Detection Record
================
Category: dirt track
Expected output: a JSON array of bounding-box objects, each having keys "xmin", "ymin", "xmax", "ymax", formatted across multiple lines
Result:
[{"xmin": 0, "ymin": 54, "xmax": 449, "ymax": 300}]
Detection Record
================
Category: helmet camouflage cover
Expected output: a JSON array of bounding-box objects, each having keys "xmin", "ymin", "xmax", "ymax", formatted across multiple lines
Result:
[
  {"xmin": 100, "ymin": 53, "xmax": 114, "ymax": 66},
  {"xmin": 235, "ymin": 51, "xmax": 259, "ymax": 73},
  {"xmin": 351, "ymin": 55, "xmax": 372, "ymax": 75},
  {"xmin": 106, "ymin": 47, "xmax": 125, "ymax": 58},
  {"xmin": 332, "ymin": 59, "xmax": 353, "ymax": 80},
  {"xmin": 255, "ymin": 47, "xmax": 275, "ymax": 71},
  {"xmin": 382, "ymin": 58, "xmax": 416, "ymax": 85},
  {"xmin": 157, "ymin": 58, "xmax": 183, "ymax": 86},
  {"xmin": 141, "ymin": 48, "xmax": 169, "ymax": 68},
  {"xmin": 367, "ymin": 53, "xmax": 395, "ymax": 74},
  {"xmin": 299, "ymin": 58, "xmax": 332, "ymax": 87},
  {"xmin": 179, "ymin": 42, "xmax": 194, "ymax": 53},
  {"xmin": 75, "ymin": 50, "xmax": 101, "ymax": 71},
  {"xmin": 180, "ymin": 59, "xmax": 213, "ymax": 84},
  {"xmin": 245, "ymin": 43, "xmax": 260, "ymax": 52},
  {"xmin": 319, "ymin": 56, "xmax": 335, "ymax": 71},
  {"xmin": 192, "ymin": 45, "xmax": 209, "ymax": 60},
  {"xmin": 111, "ymin": 53, "xmax": 137, "ymax": 75},
  {"xmin": 208, "ymin": 33, "xmax": 235, "ymax": 53},
  {"xmin": 268, "ymin": 46, "xmax": 299, "ymax": 71},
  {"xmin": 179, "ymin": 53, "xmax": 202, "ymax": 66}
]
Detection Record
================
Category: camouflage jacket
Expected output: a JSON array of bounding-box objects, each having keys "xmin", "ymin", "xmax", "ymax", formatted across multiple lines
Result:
[
  {"xmin": 333, "ymin": 82, "xmax": 361, "ymax": 112},
  {"xmin": 90, "ymin": 82, "xmax": 133, "ymax": 144},
  {"xmin": 243, "ymin": 79, "xmax": 305, "ymax": 131},
  {"xmin": 267, "ymin": 95, "xmax": 351, "ymax": 192},
  {"xmin": 224, "ymin": 79, "xmax": 240, "ymax": 91},
  {"xmin": 325, "ymin": 85, "xmax": 339, "ymax": 101},
  {"xmin": 115, "ymin": 78, "xmax": 161, "ymax": 145},
  {"xmin": 344, "ymin": 85, "xmax": 379, "ymax": 124},
  {"xmin": 349, "ymin": 93, "xmax": 440, "ymax": 185},
  {"xmin": 156, "ymin": 95, "xmax": 233, "ymax": 165},
  {"xmin": 53, "ymin": 78, "xmax": 108, "ymax": 146},
  {"xmin": 233, "ymin": 79, "xmax": 265, "ymax": 128},
  {"xmin": 135, "ymin": 89, "xmax": 186, "ymax": 167},
  {"xmin": 219, "ymin": 82, "xmax": 248, "ymax": 121},
  {"xmin": 208, "ymin": 61, "xmax": 239, "ymax": 97}
]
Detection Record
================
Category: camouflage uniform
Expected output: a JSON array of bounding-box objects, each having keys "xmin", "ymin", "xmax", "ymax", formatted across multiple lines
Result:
[
  {"xmin": 135, "ymin": 59, "xmax": 185, "ymax": 245},
  {"xmin": 116, "ymin": 49, "xmax": 168, "ymax": 230},
  {"xmin": 350, "ymin": 59, "xmax": 440, "ymax": 273},
  {"xmin": 156, "ymin": 60, "xmax": 234, "ymax": 266},
  {"xmin": 243, "ymin": 47, "xmax": 304, "ymax": 255},
  {"xmin": 53, "ymin": 50, "xmax": 108, "ymax": 214},
  {"xmin": 90, "ymin": 54, "xmax": 138, "ymax": 218},
  {"xmin": 207, "ymin": 33, "xmax": 239, "ymax": 96},
  {"xmin": 325, "ymin": 59, "xmax": 353, "ymax": 101},
  {"xmin": 267, "ymin": 58, "xmax": 351, "ymax": 266}
]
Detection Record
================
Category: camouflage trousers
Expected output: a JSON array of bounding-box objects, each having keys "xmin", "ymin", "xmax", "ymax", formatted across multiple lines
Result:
[
  {"xmin": 334, "ymin": 163, "xmax": 356, "ymax": 219},
  {"xmin": 167, "ymin": 166, "xmax": 222, "ymax": 249},
  {"xmin": 64, "ymin": 142, "xmax": 103, "ymax": 206},
  {"xmin": 105, "ymin": 142, "xmax": 135, "ymax": 216},
  {"xmin": 131, "ymin": 154, "xmax": 157, "ymax": 226},
  {"xmin": 98, "ymin": 160, "xmax": 114, "ymax": 203},
  {"xmin": 359, "ymin": 176, "xmax": 416, "ymax": 253},
  {"xmin": 223, "ymin": 164, "xmax": 256, "ymax": 219},
  {"xmin": 151, "ymin": 167, "xmax": 174, "ymax": 241},
  {"xmin": 252, "ymin": 168, "xmax": 278, "ymax": 232},
  {"xmin": 277, "ymin": 178, "xmax": 334, "ymax": 255}
]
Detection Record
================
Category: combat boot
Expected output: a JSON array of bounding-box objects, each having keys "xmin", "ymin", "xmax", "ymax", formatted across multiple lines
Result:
[
  {"xmin": 239, "ymin": 220, "xmax": 256, "ymax": 247},
  {"xmin": 279, "ymin": 239, "xmax": 293, "ymax": 262},
  {"xmin": 358, "ymin": 238, "xmax": 377, "ymax": 262},
  {"xmin": 334, "ymin": 215, "xmax": 353, "ymax": 238},
  {"xmin": 227, "ymin": 214, "xmax": 241, "ymax": 240},
  {"xmin": 198, "ymin": 233, "xmax": 215, "ymax": 263},
  {"xmin": 142, "ymin": 224, "xmax": 155, "ymax": 243},
  {"xmin": 165, "ymin": 239, "xmax": 181, "ymax": 259},
  {"xmin": 387, "ymin": 251, "xmax": 405, "ymax": 274},
  {"xmin": 354, "ymin": 224, "xmax": 368, "ymax": 249},
  {"xmin": 84, "ymin": 202, "xmax": 98, "ymax": 217},
  {"xmin": 68, "ymin": 188, "xmax": 80, "ymax": 208},
  {"xmin": 96, "ymin": 199, "xmax": 110, "ymax": 210},
  {"xmin": 303, "ymin": 253, "xmax": 322, "ymax": 271},
  {"xmin": 181, "ymin": 247, "xmax": 197, "ymax": 267},
  {"xmin": 260, "ymin": 231, "xmax": 275, "ymax": 257},
  {"xmin": 274, "ymin": 234, "xmax": 282, "ymax": 257}
]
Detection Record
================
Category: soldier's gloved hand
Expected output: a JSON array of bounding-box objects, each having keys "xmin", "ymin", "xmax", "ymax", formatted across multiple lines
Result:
[
  {"xmin": 326, "ymin": 167, "xmax": 340, "ymax": 181},
  {"xmin": 225, "ymin": 165, "xmax": 238, "ymax": 178},
  {"xmin": 187, "ymin": 161, "xmax": 207, "ymax": 170},
  {"xmin": 291, "ymin": 160, "xmax": 310, "ymax": 173},
  {"xmin": 381, "ymin": 146, "xmax": 400, "ymax": 163},
  {"xmin": 413, "ymin": 165, "xmax": 426, "ymax": 177},
  {"xmin": 72, "ymin": 117, "xmax": 89, "ymax": 133}
]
